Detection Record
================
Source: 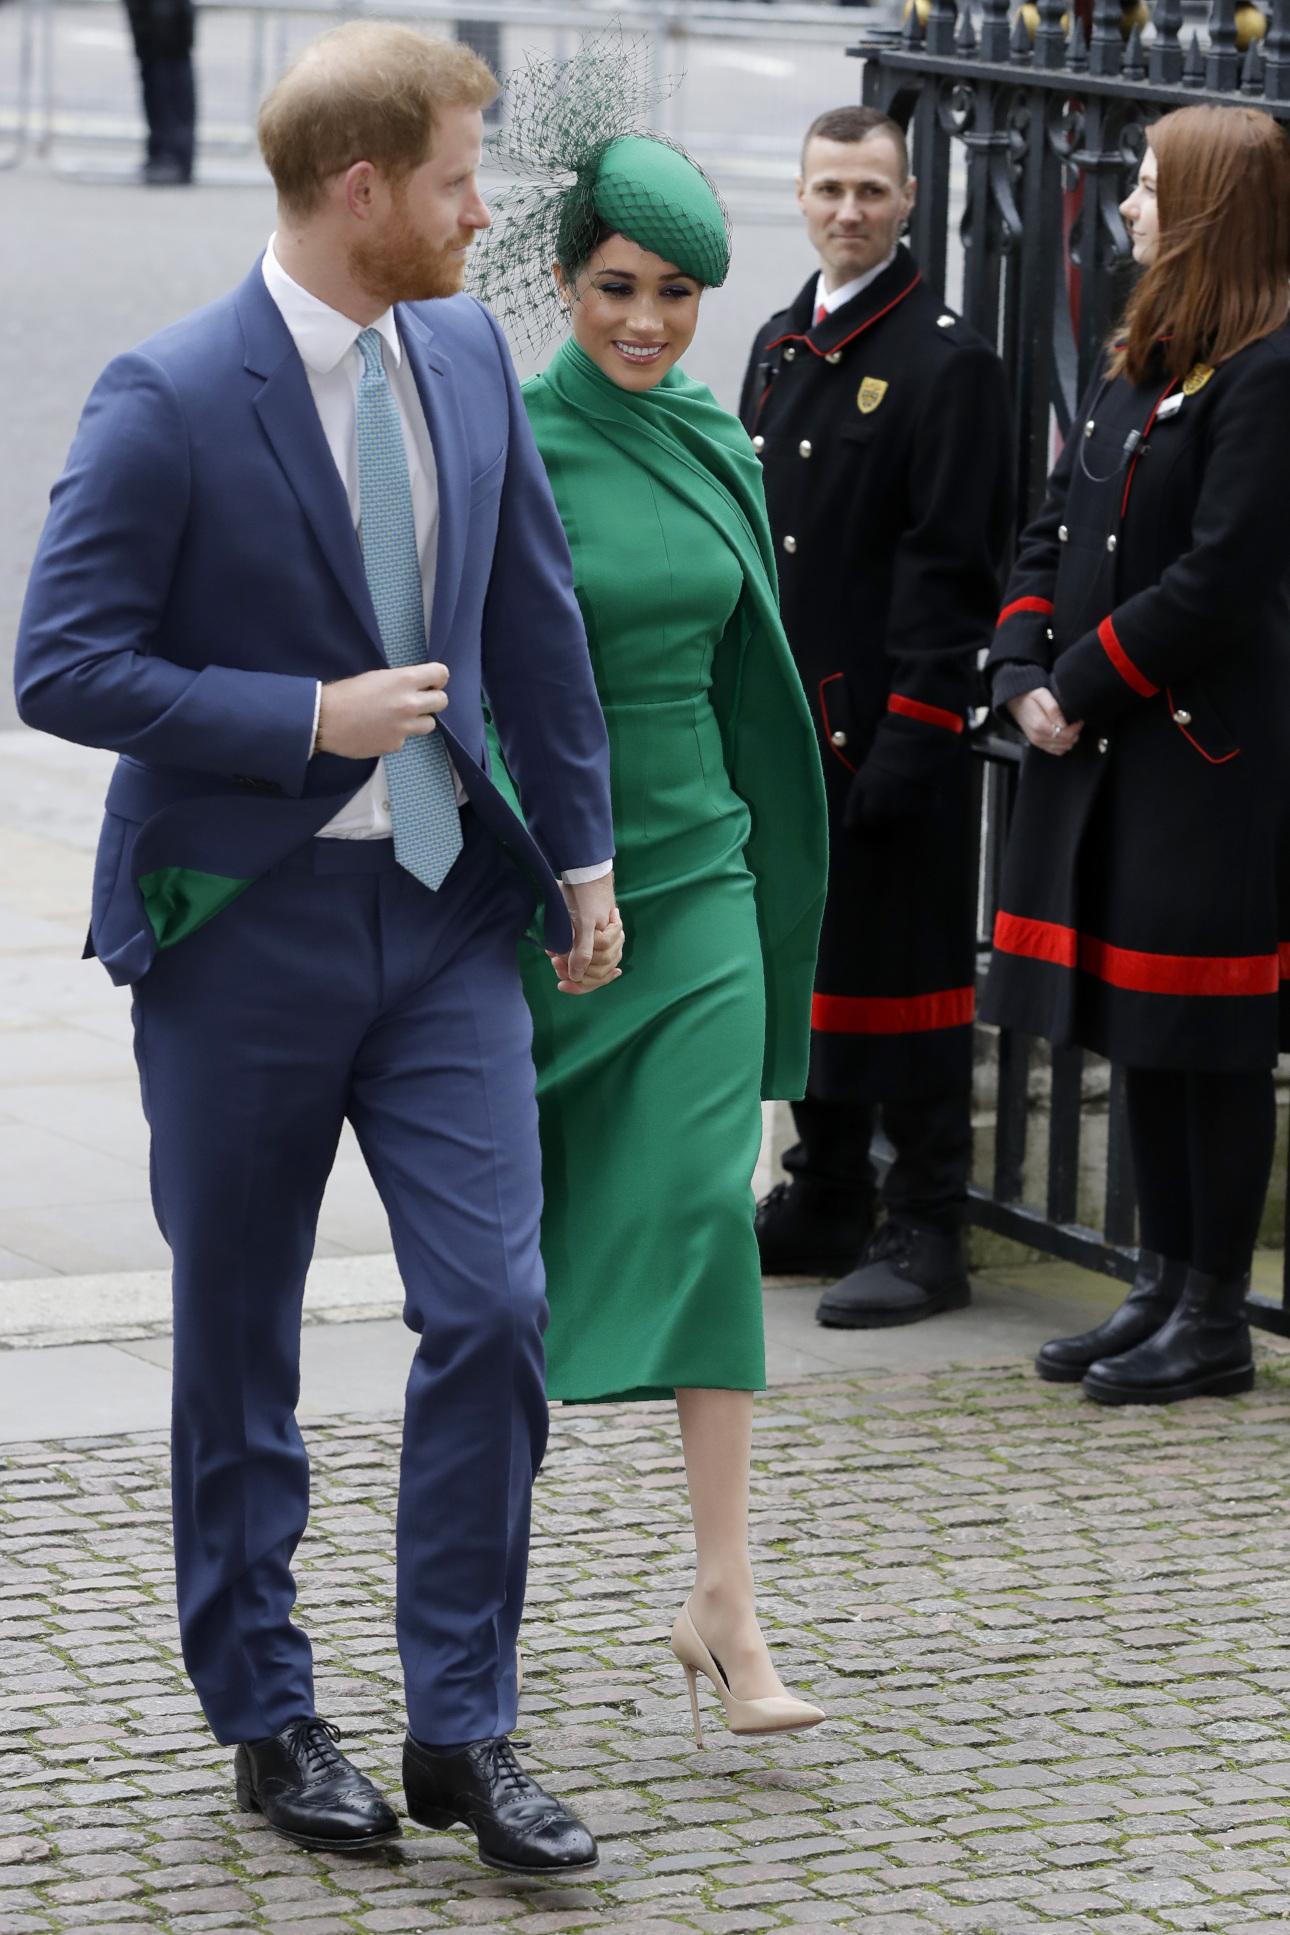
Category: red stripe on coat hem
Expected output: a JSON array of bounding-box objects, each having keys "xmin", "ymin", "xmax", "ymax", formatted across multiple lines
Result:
[
  {"xmin": 888, "ymin": 694, "xmax": 964, "ymax": 734},
  {"xmin": 812, "ymin": 988, "xmax": 975, "ymax": 1035},
  {"xmin": 1097, "ymin": 616, "xmax": 1159, "ymax": 698},
  {"xmin": 996, "ymin": 596, "xmax": 1054, "ymax": 627},
  {"xmin": 993, "ymin": 911, "xmax": 1278, "ymax": 997}
]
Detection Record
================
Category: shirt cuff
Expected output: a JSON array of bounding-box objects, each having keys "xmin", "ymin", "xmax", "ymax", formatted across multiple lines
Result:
[
  {"xmin": 562, "ymin": 859, "xmax": 614, "ymax": 886},
  {"xmin": 309, "ymin": 681, "xmax": 323, "ymax": 758}
]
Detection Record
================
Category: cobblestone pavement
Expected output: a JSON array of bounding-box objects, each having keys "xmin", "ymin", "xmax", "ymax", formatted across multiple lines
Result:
[{"xmin": 5, "ymin": 1362, "xmax": 1290, "ymax": 1935}]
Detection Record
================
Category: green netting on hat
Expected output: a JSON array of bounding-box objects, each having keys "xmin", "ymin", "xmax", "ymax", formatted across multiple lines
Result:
[{"xmin": 468, "ymin": 32, "xmax": 730, "ymax": 356}]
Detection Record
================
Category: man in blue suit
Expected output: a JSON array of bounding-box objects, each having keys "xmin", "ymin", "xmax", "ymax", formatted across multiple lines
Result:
[{"xmin": 15, "ymin": 21, "xmax": 620, "ymax": 1873}]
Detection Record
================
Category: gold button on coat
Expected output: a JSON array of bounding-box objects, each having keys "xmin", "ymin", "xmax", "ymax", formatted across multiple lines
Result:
[
  {"xmin": 783, "ymin": 535, "xmax": 797, "ymax": 554},
  {"xmin": 830, "ymin": 729, "xmax": 848, "ymax": 748},
  {"xmin": 1058, "ymin": 524, "xmax": 1069, "ymax": 542},
  {"xmin": 752, "ymin": 435, "xmax": 765, "ymax": 453},
  {"xmin": 1097, "ymin": 737, "xmax": 1110, "ymax": 754},
  {"xmin": 783, "ymin": 346, "xmax": 796, "ymax": 362},
  {"xmin": 1172, "ymin": 708, "xmax": 1193, "ymax": 726},
  {"xmin": 1107, "ymin": 534, "xmax": 1118, "ymax": 552},
  {"xmin": 826, "ymin": 351, "xmax": 842, "ymax": 365},
  {"xmin": 799, "ymin": 440, "xmax": 812, "ymax": 459}
]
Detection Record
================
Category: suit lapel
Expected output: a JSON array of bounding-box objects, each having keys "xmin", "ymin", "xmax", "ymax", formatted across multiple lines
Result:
[
  {"xmin": 398, "ymin": 305, "xmax": 468, "ymax": 664},
  {"xmin": 237, "ymin": 263, "xmax": 384, "ymax": 659}
]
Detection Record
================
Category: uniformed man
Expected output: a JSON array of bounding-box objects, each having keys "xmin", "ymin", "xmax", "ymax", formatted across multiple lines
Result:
[{"xmin": 740, "ymin": 104, "xmax": 1013, "ymax": 1328}]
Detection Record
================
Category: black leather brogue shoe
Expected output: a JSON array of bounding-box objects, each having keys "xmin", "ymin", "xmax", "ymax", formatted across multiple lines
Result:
[
  {"xmin": 755, "ymin": 1179, "xmax": 874, "ymax": 1277},
  {"xmin": 1035, "ymin": 1251, "xmax": 1187, "ymax": 1382},
  {"xmin": 234, "ymin": 1717, "xmax": 401, "ymax": 1852},
  {"xmin": 816, "ymin": 1220, "xmax": 971, "ymax": 1329},
  {"xmin": 403, "ymin": 1732, "xmax": 598, "ymax": 1875},
  {"xmin": 1083, "ymin": 1268, "xmax": 1255, "ymax": 1406}
]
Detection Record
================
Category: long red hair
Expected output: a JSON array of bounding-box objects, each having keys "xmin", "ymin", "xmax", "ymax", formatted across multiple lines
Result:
[{"xmin": 1113, "ymin": 104, "xmax": 1290, "ymax": 384}]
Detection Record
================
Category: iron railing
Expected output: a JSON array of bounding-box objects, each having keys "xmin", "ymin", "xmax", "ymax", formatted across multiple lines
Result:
[{"xmin": 849, "ymin": 4, "xmax": 1290, "ymax": 1326}]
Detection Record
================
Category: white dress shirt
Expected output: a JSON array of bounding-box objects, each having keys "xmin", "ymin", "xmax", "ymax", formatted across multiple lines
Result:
[
  {"xmin": 813, "ymin": 248, "xmax": 899, "ymax": 321},
  {"xmin": 260, "ymin": 240, "xmax": 611, "ymax": 883}
]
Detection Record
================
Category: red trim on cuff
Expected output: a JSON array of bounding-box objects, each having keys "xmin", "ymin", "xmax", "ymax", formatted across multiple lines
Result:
[
  {"xmin": 887, "ymin": 693, "xmax": 965, "ymax": 734},
  {"xmin": 996, "ymin": 596, "xmax": 1054, "ymax": 627},
  {"xmin": 994, "ymin": 911, "xmax": 1278, "ymax": 997},
  {"xmin": 1097, "ymin": 616, "xmax": 1158, "ymax": 698},
  {"xmin": 812, "ymin": 987, "xmax": 975, "ymax": 1035}
]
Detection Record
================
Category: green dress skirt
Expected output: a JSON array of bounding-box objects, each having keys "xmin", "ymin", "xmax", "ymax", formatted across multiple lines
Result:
[{"xmin": 494, "ymin": 343, "xmax": 827, "ymax": 1404}]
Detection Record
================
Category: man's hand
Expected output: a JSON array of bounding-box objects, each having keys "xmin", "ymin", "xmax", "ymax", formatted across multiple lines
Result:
[
  {"xmin": 550, "ymin": 873, "xmax": 624, "ymax": 995},
  {"xmin": 1007, "ymin": 686, "xmax": 1083, "ymax": 756},
  {"xmin": 316, "ymin": 664, "xmax": 450, "ymax": 759}
]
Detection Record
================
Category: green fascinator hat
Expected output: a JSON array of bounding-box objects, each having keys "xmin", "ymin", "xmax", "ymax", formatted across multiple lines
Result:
[{"xmin": 469, "ymin": 35, "xmax": 731, "ymax": 353}]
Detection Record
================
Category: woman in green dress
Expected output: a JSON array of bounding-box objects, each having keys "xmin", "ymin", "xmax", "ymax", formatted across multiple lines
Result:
[{"xmin": 474, "ymin": 102, "xmax": 830, "ymax": 1745}]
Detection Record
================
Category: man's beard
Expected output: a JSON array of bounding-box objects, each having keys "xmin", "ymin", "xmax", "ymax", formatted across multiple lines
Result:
[{"xmin": 349, "ymin": 209, "xmax": 469, "ymax": 307}]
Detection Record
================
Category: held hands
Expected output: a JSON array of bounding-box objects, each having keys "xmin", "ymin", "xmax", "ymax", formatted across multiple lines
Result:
[
  {"xmin": 317, "ymin": 664, "xmax": 450, "ymax": 759},
  {"xmin": 550, "ymin": 873, "xmax": 625, "ymax": 996},
  {"xmin": 1007, "ymin": 686, "xmax": 1084, "ymax": 757}
]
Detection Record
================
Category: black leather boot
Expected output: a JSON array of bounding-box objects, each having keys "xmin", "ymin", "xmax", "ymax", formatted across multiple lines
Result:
[
  {"xmin": 1082, "ymin": 1268, "xmax": 1255, "ymax": 1405},
  {"xmin": 1035, "ymin": 1251, "xmax": 1188, "ymax": 1383},
  {"xmin": 233, "ymin": 1718, "xmax": 401, "ymax": 1851},
  {"xmin": 403, "ymin": 1733, "xmax": 597, "ymax": 1875},
  {"xmin": 815, "ymin": 1220, "xmax": 971, "ymax": 1329},
  {"xmin": 755, "ymin": 1179, "xmax": 874, "ymax": 1276}
]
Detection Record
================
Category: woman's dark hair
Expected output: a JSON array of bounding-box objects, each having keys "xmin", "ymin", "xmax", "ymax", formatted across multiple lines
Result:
[
  {"xmin": 556, "ymin": 212, "xmax": 618, "ymax": 280},
  {"xmin": 1113, "ymin": 104, "xmax": 1290, "ymax": 383}
]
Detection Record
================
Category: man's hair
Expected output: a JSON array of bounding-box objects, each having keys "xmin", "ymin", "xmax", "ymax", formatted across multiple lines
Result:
[
  {"xmin": 800, "ymin": 106, "xmax": 909, "ymax": 180},
  {"xmin": 1113, "ymin": 104, "xmax": 1290, "ymax": 383},
  {"xmin": 258, "ymin": 21, "xmax": 497, "ymax": 217}
]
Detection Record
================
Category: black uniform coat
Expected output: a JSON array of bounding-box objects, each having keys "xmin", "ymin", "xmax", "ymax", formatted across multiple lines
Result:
[
  {"xmin": 981, "ymin": 326, "xmax": 1290, "ymax": 1070},
  {"xmin": 739, "ymin": 248, "xmax": 1012, "ymax": 1103}
]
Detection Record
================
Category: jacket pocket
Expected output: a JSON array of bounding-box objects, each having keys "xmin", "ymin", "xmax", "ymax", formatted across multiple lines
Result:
[{"xmin": 1165, "ymin": 683, "xmax": 1241, "ymax": 765}]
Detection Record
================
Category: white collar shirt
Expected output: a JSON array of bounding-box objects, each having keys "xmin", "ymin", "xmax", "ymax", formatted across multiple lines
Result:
[
  {"xmin": 261, "ymin": 235, "xmax": 454, "ymax": 834},
  {"xmin": 813, "ymin": 248, "xmax": 899, "ymax": 322}
]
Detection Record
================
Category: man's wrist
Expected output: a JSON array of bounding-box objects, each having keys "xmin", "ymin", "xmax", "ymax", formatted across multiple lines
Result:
[{"xmin": 563, "ymin": 859, "xmax": 613, "ymax": 886}]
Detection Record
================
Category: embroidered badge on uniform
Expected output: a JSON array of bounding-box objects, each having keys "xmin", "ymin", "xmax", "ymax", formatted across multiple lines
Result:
[
  {"xmin": 1182, "ymin": 364, "xmax": 1214, "ymax": 396},
  {"xmin": 857, "ymin": 377, "xmax": 889, "ymax": 414}
]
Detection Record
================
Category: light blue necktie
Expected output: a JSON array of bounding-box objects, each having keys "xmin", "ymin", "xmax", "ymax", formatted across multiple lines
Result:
[{"xmin": 355, "ymin": 327, "xmax": 463, "ymax": 891}]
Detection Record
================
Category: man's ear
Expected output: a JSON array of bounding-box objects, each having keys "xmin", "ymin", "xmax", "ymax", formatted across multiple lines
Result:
[
  {"xmin": 794, "ymin": 174, "xmax": 806, "ymax": 212},
  {"xmin": 904, "ymin": 174, "xmax": 919, "ymax": 221}
]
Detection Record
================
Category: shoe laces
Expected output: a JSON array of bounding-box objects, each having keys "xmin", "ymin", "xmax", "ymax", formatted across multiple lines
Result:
[
  {"xmin": 483, "ymin": 1736, "xmax": 534, "ymax": 1805},
  {"xmin": 287, "ymin": 1717, "xmax": 346, "ymax": 1779},
  {"xmin": 863, "ymin": 1221, "xmax": 916, "ymax": 1265}
]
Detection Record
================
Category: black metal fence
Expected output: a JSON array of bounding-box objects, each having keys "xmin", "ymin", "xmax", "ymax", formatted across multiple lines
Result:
[{"xmin": 849, "ymin": 0, "xmax": 1290, "ymax": 1327}]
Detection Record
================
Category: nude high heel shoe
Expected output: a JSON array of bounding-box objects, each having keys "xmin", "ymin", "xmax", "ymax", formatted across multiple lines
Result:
[{"xmin": 669, "ymin": 1604, "xmax": 826, "ymax": 1748}]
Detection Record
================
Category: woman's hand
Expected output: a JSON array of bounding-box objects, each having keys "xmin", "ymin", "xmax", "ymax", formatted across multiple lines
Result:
[
  {"xmin": 1007, "ymin": 687, "xmax": 1084, "ymax": 756},
  {"xmin": 548, "ymin": 903, "xmax": 625, "ymax": 995}
]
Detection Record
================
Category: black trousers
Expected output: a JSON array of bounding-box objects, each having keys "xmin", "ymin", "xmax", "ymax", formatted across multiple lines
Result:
[
  {"xmin": 784, "ymin": 1087, "xmax": 972, "ymax": 1234},
  {"xmin": 125, "ymin": 0, "xmax": 196, "ymax": 173},
  {"xmin": 1124, "ymin": 1066, "xmax": 1276, "ymax": 1279}
]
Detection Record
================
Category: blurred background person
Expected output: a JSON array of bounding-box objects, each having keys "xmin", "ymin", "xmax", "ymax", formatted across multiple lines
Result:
[
  {"xmin": 125, "ymin": 0, "xmax": 196, "ymax": 184},
  {"xmin": 985, "ymin": 105, "xmax": 1290, "ymax": 1406},
  {"xmin": 741, "ymin": 106, "xmax": 1012, "ymax": 1330}
]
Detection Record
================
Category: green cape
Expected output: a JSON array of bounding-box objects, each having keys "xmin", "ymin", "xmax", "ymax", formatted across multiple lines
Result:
[{"xmin": 529, "ymin": 338, "xmax": 827, "ymax": 1098}]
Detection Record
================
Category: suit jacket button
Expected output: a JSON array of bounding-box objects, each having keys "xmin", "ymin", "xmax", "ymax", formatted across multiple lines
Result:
[
  {"xmin": 1172, "ymin": 708, "xmax": 1193, "ymax": 727},
  {"xmin": 830, "ymin": 729, "xmax": 848, "ymax": 748},
  {"xmin": 1107, "ymin": 534, "xmax": 1118, "ymax": 552},
  {"xmin": 752, "ymin": 434, "xmax": 765, "ymax": 453},
  {"xmin": 799, "ymin": 440, "xmax": 812, "ymax": 458},
  {"xmin": 784, "ymin": 346, "xmax": 797, "ymax": 362},
  {"xmin": 826, "ymin": 351, "xmax": 842, "ymax": 365},
  {"xmin": 1097, "ymin": 737, "xmax": 1110, "ymax": 754},
  {"xmin": 1058, "ymin": 524, "xmax": 1069, "ymax": 542},
  {"xmin": 783, "ymin": 535, "xmax": 798, "ymax": 554}
]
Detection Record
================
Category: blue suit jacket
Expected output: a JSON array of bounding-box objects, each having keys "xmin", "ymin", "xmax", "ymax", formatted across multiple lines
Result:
[{"xmin": 15, "ymin": 261, "xmax": 613, "ymax": 983}]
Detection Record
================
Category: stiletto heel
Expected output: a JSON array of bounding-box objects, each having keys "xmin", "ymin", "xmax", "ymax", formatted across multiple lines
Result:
[
  {"xmin": 669, "ymin": 1603, "xmax": 826, "ymax": 1746},
  {"xmin": 683, "ymin": 1663, "xmax": 704, "ymax": 1748}
]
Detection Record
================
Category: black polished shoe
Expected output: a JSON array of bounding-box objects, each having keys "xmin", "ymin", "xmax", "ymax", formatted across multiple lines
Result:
[
  {"xmin": 234, "ymin": 1717, "xmax": 401, "ymax": 1852},
  {"xmin": 1083, "ymin": 1268, "xmax": 1255, "ymax": 1406},
  {"xmin": 142, "ymin": 156, "xmax": 192, "ymax": 186},
  {"xmin": 1036, "ymin": 1251, "xmax": 1187, "ymax": 1383},
  {"xmin": 403, "ymin": 1732, "xmax": 597, "ymax": 1875},
  {"xmin": 816, "ymin": 1220, "xmax": 971, "ymax": 1329},
  {"xmin": 755, "ymin": 1179, "xmax": 874, "ymax": 1276}
]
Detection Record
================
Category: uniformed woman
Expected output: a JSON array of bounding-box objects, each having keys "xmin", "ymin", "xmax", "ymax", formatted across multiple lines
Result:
[{"xmin": 984, "ymin": 103, "xmax": 1290, "ymax": 1405}]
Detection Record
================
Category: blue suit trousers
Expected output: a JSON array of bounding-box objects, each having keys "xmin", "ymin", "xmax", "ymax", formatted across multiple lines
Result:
[{"xmin": 131, "ymin": 818, "xmax": 548, "ymax": 1747}]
